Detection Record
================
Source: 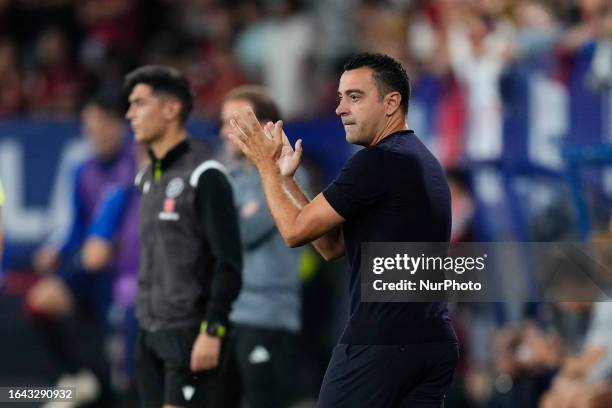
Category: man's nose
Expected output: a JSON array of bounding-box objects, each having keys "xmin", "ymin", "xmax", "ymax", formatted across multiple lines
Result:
[{"xmin": 335, "ymin": 99, "xmax": 347, "ymax": 116}]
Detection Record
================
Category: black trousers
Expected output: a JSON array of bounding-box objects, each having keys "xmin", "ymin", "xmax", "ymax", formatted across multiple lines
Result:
[
  {"xmin": 211, "ymin": 325, "xmax": 300, "ymax": 408},
  {"xmin": 135, "ymin": 325, "xmax": 221, "ymax": 408},
  {"xmin": 317, "ymin": 342, "xmax": 459, "ymax": 408}
]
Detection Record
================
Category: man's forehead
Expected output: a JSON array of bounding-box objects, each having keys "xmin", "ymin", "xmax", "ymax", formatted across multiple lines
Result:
[
  {"xmin": 222, "ymin": 98, "xmax": 253, "ymax": 111},
  {"xmin": 338, "ymin": 67, "xmax": 375, "ymax": 92},
  {"xmin": 221, "ymin": 98, "xmax": 253, "ymax": 117},
  {"xmin": 129, "ymin": 83, "xmax": 154, "ymax": 99}
]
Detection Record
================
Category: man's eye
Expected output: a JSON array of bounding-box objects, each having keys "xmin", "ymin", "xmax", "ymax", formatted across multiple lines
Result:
[{"xmin": 350, "ymin": 95, "xmax": 359, "ymax": 101}]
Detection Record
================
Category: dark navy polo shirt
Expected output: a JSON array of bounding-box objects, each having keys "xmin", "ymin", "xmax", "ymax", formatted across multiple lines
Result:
[{"xmin": 323, "ymin": 130, "xmax": 457, "ymax": 344}]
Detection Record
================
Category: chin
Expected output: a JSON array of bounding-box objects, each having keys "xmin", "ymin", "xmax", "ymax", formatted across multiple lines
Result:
[
  {"xmin": 345, "ymin": 131, "xmax": 355, "ymax": 143},
  {"xmin": 134, "ymin": 133, "xmax": 148, "ymax": 144},
  {"xmin": 345, "ymin": 132, "xmax": 363, "ymax": 146}
]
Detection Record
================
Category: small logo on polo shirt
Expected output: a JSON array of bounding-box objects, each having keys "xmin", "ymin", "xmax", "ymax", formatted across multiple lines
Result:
[
  {"xmin": 166, "ymin": 178, "xmax": 185, "ymax": 198},
  {"xmin": 164, "ymin": 198, "xmax": 175, "ymax": 213},
  {"xmin": 159, "ymin": 178, "xmax": 183, "ymax": 221},
  {"xmin": 159, "ymin": 198, "xmax": 180, "ymax": 221}
]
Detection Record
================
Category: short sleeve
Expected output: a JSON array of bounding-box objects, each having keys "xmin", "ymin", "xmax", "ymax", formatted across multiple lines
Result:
[{"xmin": 322, "ymin": 147, "xmax": 386, "ymax": 220}]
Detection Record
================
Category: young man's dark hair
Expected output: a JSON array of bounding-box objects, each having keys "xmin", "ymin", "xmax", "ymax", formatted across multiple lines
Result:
[
  {"xmin": 84, "ymin": 90, "xmax": 126, "ymax": 119},
  {"xmin": 123, "ymin": 65, "xmax": 194, "ymax": 123},
  {"xmin": 343, "ymin": 52, "xmax": 411, "ymax": 113},
  {"xmin": 223, "ymin": 85, "xmax": 281, "ymax": 123}
]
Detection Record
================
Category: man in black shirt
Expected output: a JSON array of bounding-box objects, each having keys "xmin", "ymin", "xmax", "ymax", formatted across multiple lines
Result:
[
  {"xmin": 124, "ymin": 66, "xmax": 242, "ymax": 408},
  {"xmin": 229, "ymin": 53, "xmax": 458, "ymax": 407}
]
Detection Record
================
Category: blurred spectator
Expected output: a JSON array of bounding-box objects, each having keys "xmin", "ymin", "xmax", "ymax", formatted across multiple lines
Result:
[
  {"xmin": 540, "ymin": 301, "xmax": 612, "ymax": 408},
  {"xmin": 171, "ymin": 0, "xmax": 231, "ymax": 43},
  {"xmin": 356, "ymin": 0, "xmax": 408, "ymax": 62},
  {"xmin": 81, "ymin": 144, "xmax": 147, "ymax": 397},
  {"xmin": 25, "ymin": 91, "xmax": 134, "ymax": 406},
  {"xmin": 311, "ymin": 0, "xmax": 358, "ymax": 67},
  {"xmin": 155, "ymin": 0, "xmax": 248, "ymax": 119},
  {"xmin": 213, "ymin": 85, "xmax": 307, "ymax": 408},
  {"xmin": 232, "ymin": 1, "xmax": 270, "ymax": 79},
  {"xmin": 512, "ymin": 1, "xmax": 561, "ymax": 60},
  {"xmin": 558, "ymin": 0, "xmax": 611, "ymax": 54},
  {"xmin": 0, "ymin": 0, "xmax": 601, "ymax": 123},
  {"xmin": 538, "ymin": 233, "xmax": 612, "ymax": 407},
  {"xmin": 14, "ymin": 0, "xmax": 79, "ymax": 46},
  {"xmin": 234, "ymin": 0, "xmax": 316, "ymax": 119},
  {"xmin": 188, "ymin": 44, "xmax": 248, "ymax": 119},
  {"xmin": 445, "ymin": 0, "xmax": 516, "ymax": 161},
  {"xmin": 76, "ymin": 0, "xmax": 141, "ymax": 58},
  {"xmin": 76, "ymin": 0, "xmax": 145, "ymax": 93},
  {"xmin": 23, "ymin": 26, "xmax": 85, "ymax": 118}
]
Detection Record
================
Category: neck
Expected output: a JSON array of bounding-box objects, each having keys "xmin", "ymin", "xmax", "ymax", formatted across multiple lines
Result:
[
  {"xmin": 150, "ymin": 123, "xmax": 186, "ymax": 159},
  {"xmin": 370, "ymin": 114, "xmax": 407, "ymax": 146}
]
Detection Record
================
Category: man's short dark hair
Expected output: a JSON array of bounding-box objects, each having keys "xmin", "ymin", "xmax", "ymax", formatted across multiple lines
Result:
[
  {"xmin": 124, "ymin": 65, "xmax": 194, "ymax": 123},
  {"xmin": 84, "ymin": 90, "xmax": 126, "ymax": 120},
  {"xmin": 343, "ymin": 53, "xmax": 411, "ymax": 113},
  {"xmin": 223, "ymin": 85, "xmax": 281, "ymax": 123}
]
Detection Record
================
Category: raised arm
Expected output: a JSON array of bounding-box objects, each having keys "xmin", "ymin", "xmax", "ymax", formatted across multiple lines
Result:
[
  {"xmin": 229, "ymin": 109, "xmax": 345, "ymax": 260},
  {"xmin": 281, "ymin": 177, "xmax": 345, "ymax": 261}
]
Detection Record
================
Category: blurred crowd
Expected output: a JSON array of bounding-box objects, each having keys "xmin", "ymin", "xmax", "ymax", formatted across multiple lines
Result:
[{"xmin": 0, "ymin": 0, "xmax": 610, "ymax": 122}]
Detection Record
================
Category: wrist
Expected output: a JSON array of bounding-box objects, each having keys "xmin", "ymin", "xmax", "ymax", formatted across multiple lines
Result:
[
  {"xmin": 257, "ymin": 160, "xmax": 279, "ymax": 175},
  {"xmin": 281, "ymin": 168, "xmax": 298, "ymax": 179},
  {"xmin": 200, "ymin": 321, "xmax": 227, "ymax": 338}
]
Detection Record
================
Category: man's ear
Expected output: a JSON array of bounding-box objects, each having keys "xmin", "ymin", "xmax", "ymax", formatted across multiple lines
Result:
[
  {"xmin": 384, "ymin": 92, "xmax": 402, "ymax": 116},
  {"xmin": 162, "ymin": 98, "xmax": 182, "ymax": 121}
]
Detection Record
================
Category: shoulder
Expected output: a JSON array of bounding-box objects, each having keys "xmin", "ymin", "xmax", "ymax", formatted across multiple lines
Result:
[
  {"xmin": 355, "ymin": 145, "xmax": 386, "ymax": 161},
  {"xmin": 190, "ymin": 160, "xmax": 230, "ymax": 188},
  {"xmin": 187, "ymin": 140, "xmax": 212, "ymax": 159},
  {"xmin": 341, "ymin": 146, "xmax": 386, "ymax": 172}
]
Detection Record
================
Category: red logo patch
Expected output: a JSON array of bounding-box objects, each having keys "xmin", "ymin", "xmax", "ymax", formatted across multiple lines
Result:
[{"xmin": 163, "ymin": 199, "xmax": 175, "ymax": 213}]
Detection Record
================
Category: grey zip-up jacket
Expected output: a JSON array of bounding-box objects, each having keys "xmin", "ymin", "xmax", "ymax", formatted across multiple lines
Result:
[{"xmin": 226, "ymin": 162, "xmax": 307, "ymax": 332}]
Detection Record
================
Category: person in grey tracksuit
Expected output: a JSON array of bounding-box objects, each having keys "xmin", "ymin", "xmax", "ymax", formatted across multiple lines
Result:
[{"xmin": 212, "ymin": 85, "xmax": 306, "ymax": 408}]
